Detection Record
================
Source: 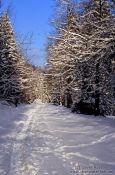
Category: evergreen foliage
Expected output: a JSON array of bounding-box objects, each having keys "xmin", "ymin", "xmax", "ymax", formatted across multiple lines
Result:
[
  {"xmin": 0, "ymin": 1, "xmax": 114, "ymax": 116},
  {"xmin": 0, "ymin": 13, "xmax": 41, "ymax": 105},
  {"xmin": 46, "ymin": 0, "xmax": 115, "ymax": 116}
]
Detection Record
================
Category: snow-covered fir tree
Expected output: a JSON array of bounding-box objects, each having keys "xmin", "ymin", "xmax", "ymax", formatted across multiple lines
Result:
[
  {"xmin": 47, "ymin": 0, "xmax": 81, "ymax": 106},
  {"xmin": 46, "ymin": 0, "xmax": 115, "ymax": 116},
  {"xmin": 0, "ymin": 14, "xmax": 22, "ymax": 103},
  {"xmin": 77, "ymin": 0, "xmax": 115, "ymax": 115},
  {"xmin": 0, "ymin": 13, "xmax": 41, "ymax": 104}
]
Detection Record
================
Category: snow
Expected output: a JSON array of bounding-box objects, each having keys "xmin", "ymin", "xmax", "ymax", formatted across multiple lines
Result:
[{"xmin": 0, "ymin": 101, "xmax": 115, "ymax": 175}]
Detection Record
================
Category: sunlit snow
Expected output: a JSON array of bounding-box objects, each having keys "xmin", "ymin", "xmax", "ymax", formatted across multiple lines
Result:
[{"xmin": 0, "ymin": 101, "xmax": 115, "ymax": 175}]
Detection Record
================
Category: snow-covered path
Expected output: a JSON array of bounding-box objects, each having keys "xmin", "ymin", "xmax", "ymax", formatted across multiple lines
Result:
[{"xmin": 0, "ymin": 101, "xmax": 115, "ymax": 175}]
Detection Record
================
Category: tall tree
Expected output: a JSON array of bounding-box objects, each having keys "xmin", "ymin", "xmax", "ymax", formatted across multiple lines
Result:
[
  {"xmin": 78, "ymin": 0, "xmax": 115, "ymax": 115},
  {"xmin": 46, "ymin": 0, "xmax": 115, "ymax": 115},
  {"xmin": 0, "ymin": 14, "xmax": 21, "ymax": 102},
  {"xmin": 47, "ymin": 0, "xmax": 82, "ymax": 106},
  {"xmin": 0, "ymin": 13, "xmax": 41, "ymax": 104}
]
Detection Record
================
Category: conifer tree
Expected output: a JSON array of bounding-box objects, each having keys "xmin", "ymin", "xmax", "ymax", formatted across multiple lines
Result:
[
  {"xmin": 47, "ymin": 0, "xmax": 115, "ymax": 115},
  {"xmin": 0, "ymin": 14, "xmax": 22, "ymax": 102},
  {"xmin": 78, "ymin": 0, "xmax": 115, "ymax": 115},
  {"xmin": 0, "ymin": 13, "xmax": 41, "ymax": 104},
  {"xmin": 47, "ymin": 0, "xmax": 82, "ymax": 106}
]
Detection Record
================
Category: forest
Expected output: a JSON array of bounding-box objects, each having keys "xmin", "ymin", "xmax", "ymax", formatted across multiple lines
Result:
[{"xmin": 0, "ymin": 0, "xmax": 115, "ymax": 116}]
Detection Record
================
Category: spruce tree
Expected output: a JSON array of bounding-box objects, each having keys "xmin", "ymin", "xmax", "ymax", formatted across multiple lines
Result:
[
  {"xmin": 0, "ymin": 13, "xmax": 41, "ymax": 104},
  {"xmin": 0, "ymin": 14, "xmax": 22, "ymax": 102},
  {"xmin": 47, "ymin": 0, "xmax": 81, "ymax": 106},
  {"xmin": 79, "ymin": 0, "xmax": 115, "ymax": 115},
  {"xmin": 47, "ymin": 0, "xmax": 115, "ymax": 115}
]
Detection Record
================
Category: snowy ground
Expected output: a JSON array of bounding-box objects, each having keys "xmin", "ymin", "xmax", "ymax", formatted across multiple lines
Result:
[{"xmin": 0, "ymin": 101, "xmax": 115, "ymax": 175}]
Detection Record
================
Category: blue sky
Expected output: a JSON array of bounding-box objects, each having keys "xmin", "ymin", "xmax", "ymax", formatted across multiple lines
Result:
[{"xmin": 3, "ymin": 0, "xmax": 54, "ymax": 65}]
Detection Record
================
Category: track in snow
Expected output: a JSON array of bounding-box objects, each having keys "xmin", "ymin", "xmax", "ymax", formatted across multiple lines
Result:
[{"xmin": 0, "ymin": 101, "xmax": 115, "ymax": 175}]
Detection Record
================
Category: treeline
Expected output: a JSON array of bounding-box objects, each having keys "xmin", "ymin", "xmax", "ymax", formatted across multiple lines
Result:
[
  {"xmin": 0, "ymin": 13, "xmax": 44, "ymax": 104},
  {"xmin": 45, "ymin": 0, "xmax": 115, "ymax": 116},
  {"xmin": 0, "ymin": 1, "xmax": 114, "ymax": 116}
]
